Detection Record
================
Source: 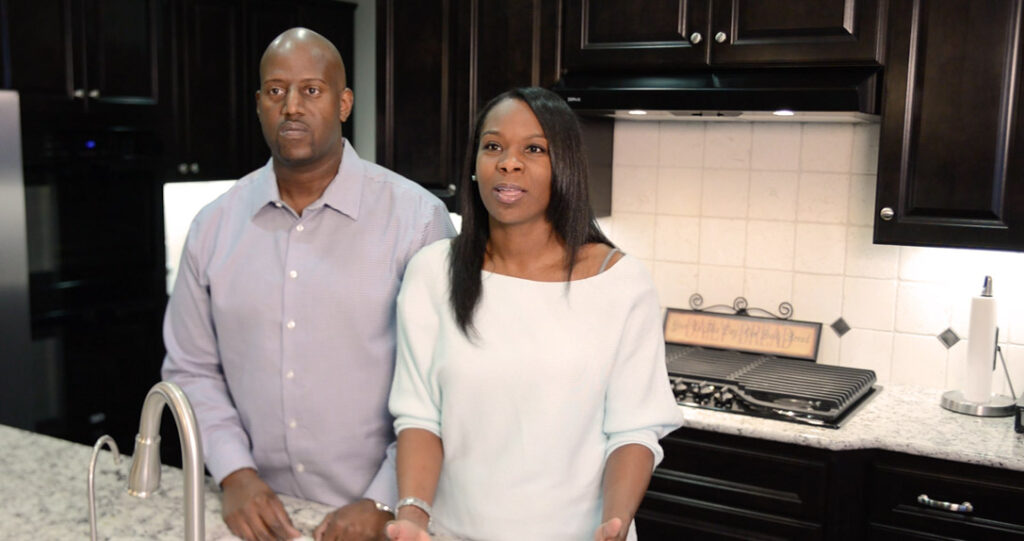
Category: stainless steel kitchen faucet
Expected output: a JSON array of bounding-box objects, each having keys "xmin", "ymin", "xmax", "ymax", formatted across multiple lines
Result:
[{"xmin": 127, "ymin": 381, "xmax": 205, "ymax": 540}]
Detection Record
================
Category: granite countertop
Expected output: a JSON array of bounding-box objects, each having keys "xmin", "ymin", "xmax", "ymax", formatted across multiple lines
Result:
[
  {"xmin": 678, "ymin": 384, "xmax": 1024, "ymax": 471},
  {"xmin": 2, "ymin": 385, "xmax": 1022, "ymax": 538},
  {"xmin": 0, "ymin": 424, "xmax": 333, "ymax": 540}
]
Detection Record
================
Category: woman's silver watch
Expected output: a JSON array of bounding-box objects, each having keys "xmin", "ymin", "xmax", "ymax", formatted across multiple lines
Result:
[{"xmin": 396, "ymin": 496, "xmax": 432, "ymax": 517}]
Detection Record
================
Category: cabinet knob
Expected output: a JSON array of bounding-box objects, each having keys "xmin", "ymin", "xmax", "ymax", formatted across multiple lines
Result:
[
  {"xmin": 880, "ymin": 207, "xmax": 894, "ymax": 221},
  {"xmin": 689, "ymin": 32, "xmax": 703, "ymax": 45},
  {"xmin": 715, "ymin": 31, "xmax": 728, "ymax": 43},
  {"xmin": 178, "ymin": 163, "xmax": 189, "ymax": 175},
  {"xmin": 73, "ymin": 89, "xmax": 86, "ymax": 99},
  {"xmin": 88, "ymin": 89, "xmax": 100, "ymax": 99},
  {"xmin": 189, "ymin": 162, "xmax": 200, "ymax": 174}
]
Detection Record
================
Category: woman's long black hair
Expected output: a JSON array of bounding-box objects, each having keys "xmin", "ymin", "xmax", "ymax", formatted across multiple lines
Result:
[{"xmin": 449, "ymin": 87, "xmax": 612, "ymax": 336}]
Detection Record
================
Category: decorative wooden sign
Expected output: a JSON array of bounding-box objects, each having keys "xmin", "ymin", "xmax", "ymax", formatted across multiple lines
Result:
[{"xmin": 664, "ymin": 308, "xmax": 821, "ymax": 361}]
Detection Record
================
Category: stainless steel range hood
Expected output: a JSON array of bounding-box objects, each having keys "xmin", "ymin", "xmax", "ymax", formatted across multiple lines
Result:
[{"xmin": 552, "ymin": 67, "xmax": 882, "ymax": 123}]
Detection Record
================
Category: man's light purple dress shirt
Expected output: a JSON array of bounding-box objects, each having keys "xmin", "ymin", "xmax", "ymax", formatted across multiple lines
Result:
[{"xmin": 162, "ymin": 140, "xmax": 455, "ymax": 507}]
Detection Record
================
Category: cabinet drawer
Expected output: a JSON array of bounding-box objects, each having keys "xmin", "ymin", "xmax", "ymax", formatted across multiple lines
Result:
[
  {"xmin": 636, "ymin": 489, "xmax": 823, "ymax": 541},
  {"xmin": 869, "ymin": 453, "xmax": 1024, "ymax": 539},
  {"xmin": 655, "ymin": 428, "xmax": 829, "ymax": 521}
]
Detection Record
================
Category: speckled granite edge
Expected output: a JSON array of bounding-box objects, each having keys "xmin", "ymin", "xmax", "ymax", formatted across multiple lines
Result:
[
  {"xmin": 0, "ymin": 425, "xmax": 334, "ymax": 540},
  {"xmin": 677, "ymin": 384, "xmax": 1024, "ymax": 471}
]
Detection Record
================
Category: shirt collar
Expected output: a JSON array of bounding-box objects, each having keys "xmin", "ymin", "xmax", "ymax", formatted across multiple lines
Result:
[{"xmin": 249, "ymin": 139, "xmax": 365, "ymax": 220}]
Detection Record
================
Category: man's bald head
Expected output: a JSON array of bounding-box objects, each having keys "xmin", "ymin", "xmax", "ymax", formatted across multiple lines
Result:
[
  {"xmin": 260, "ymin": 27, "xmax": 347, "ymax": 89},
  {"xmin": 256, "ymin": 27, "xmax": 354, "ymax": 173}
]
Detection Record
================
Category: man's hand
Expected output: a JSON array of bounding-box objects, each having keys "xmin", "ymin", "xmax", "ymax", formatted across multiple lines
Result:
[
  {"xmin": 594, "ymin": 517, "xmax": 627, "ymax": 541},
  {"xmin": 384, "ymin": 519, "xmax": 431, "ymax": 541},
  {"xmin": 221, "ymin": 468, "xmax": 302, "ymax": 541},
  {"xmin": 314, "ymin": 498, "xmax": 393, "ymax": 541}
]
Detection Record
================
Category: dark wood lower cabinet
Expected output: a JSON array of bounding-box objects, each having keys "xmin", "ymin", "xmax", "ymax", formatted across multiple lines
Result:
[
  {"xmin": 638, "ymin": 428, "xmax": 1023, "ymax": 540},
  {"xmin": 867, "ymin": 452, "xmax": 1024, "ymax": 540}
]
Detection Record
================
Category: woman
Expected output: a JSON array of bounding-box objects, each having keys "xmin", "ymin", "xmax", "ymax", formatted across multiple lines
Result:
[{"xmin": 385, "ymin": 87, "xmax": 683, "ymax": 541}]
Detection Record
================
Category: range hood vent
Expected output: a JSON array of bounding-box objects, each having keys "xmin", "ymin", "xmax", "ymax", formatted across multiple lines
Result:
[{"xmin": 552, "ymin": 67, "xmax": 881, "ymax": 121}]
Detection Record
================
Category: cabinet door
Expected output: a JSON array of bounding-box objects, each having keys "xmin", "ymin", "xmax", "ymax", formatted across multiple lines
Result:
[
  {"xmin": 563, "ymin": 0, "xmax": 709, "ymax": 72},
  {"xmin": 875, "ymin": 0, "xmax": 1024, "ymax": 250},
  {"xmin": 5, "ymin": 0, "xmax": 82, "ymax": 113},
  {"xmin": 172, "ymin": 0, "xmax": 245, "ymax": 180},
  {"xmin": 81, "ymin": 0, "xmax": 165, "ymax": 120},
  {"xmin": 377, "ymin": 0, "xmax": 459, "ymax": 201},
  {"xmin": 709, "ymin": 0, "xmax": 884, "ymax": 66}
]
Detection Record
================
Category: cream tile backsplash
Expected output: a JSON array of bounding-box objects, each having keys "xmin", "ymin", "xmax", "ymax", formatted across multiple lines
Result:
[{"xmin": 602, "ymin": 120, "xmax": 1024, "ymax": 395}]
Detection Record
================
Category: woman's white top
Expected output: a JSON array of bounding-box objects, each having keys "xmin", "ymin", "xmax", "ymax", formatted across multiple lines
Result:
[{"xmin": 389, "ymin": 239, "xmax": 684, "ymax": 541}]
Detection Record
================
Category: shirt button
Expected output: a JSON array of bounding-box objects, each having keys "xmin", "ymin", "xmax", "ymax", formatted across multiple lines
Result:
[
  {"xmin": 296, "ymin": 224, "xmax": 304, "ymax": 232},
  {"xmin": 286, "ymin": 370, "xmax": 295, "ymax": 379},
  {"xmin": 289, "ymin": 270, "xmax": 298, "ymax": 279},
  {"xmin": 295, "ymin": 463, "xmax": 305, "ymax": 473},
  {"xmin": 286, "ymin": 320, "xmax": 296, "ymax": 329},
  {"xmin": 289, "ymin": 419, "xmax": 297, "ymax": 429}
]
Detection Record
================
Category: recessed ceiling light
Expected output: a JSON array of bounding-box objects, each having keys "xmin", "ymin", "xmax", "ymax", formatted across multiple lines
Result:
[
  {"xmin": 627, "ymin": 110, "xmax": 648, "ymax": 116},
  {"xmin": 772, "ymin": 109, "xmax": 795, "ymax": 117}
]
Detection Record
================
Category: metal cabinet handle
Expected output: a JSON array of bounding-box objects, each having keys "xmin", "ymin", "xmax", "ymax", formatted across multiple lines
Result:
[
  {"xmin": 189, "ymin": 162, "xmax": 200, "ymax": 174},
  {"xmin": 715, "ymin": 31, "xmax": 728, "ymax": 43},
  {"xmin": 88, "ymin": 89, "xmax": 100, "ymax": 99},
  {"xmin": 880, "ymin": 207, "xmax": 894, "ymax": 221},
  {"xmin": 689, "ymin": 32, "xmax": 703, "ymax": 45},
  {"xmin": 177, "ymin": 163, "xmax": 189, "ymax": 175},
  {"xmin": 74, "ymin": 89, "xmax": 86, "ymax": 99},
  {"xmin": 917, "ymin": 494, "xmax": 973, "ymax": 513}
]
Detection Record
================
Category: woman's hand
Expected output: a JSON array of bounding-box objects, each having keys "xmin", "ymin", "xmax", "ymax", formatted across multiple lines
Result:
[
  {"xmin": 385, "ymin": 519, "xmax": 432, "ymax": 541},
  {"xmin": 594, "ymin": 517, "xmax": 627, "ymax": 541}
]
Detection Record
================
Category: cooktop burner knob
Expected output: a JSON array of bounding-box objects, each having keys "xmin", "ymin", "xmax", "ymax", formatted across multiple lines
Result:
[{"xmin": 719, "ymin": 391, "xmax": 735, "ymax": 408}]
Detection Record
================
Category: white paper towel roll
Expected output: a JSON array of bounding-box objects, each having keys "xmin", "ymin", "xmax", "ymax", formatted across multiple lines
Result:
[{"xmin": 965, "ymin": 293, "xmax": 997, "ymax": 403}]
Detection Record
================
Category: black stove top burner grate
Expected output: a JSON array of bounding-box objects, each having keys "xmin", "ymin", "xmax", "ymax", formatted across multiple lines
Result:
[{"xmin": 666, "ymin": 345, "xmax": 877, "ymax": 427}]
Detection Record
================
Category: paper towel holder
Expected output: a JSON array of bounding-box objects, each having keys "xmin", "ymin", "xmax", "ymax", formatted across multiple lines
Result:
[{"xmin": 941, "ymin": 328, "xmax": 1017, "ymax": 417}]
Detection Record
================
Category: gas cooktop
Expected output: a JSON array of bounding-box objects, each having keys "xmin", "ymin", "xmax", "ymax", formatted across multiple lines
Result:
[{"xmin": 667, "ymin": 345, "xmax": 878, "ymax": 429}]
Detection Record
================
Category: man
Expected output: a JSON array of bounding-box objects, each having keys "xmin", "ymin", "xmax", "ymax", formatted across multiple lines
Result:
[{"xmin": 162, "ymin": 28, "xmax": 455, "ymax": 540}]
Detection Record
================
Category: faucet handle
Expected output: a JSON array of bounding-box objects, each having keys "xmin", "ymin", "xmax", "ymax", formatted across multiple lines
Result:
[
  {"xmin": 88, "ymin": 435, "xmax": 122, "ymax": 541},
  {"xmin": 127, "ymin": 433, "xmax": 162, "ymax": 498}
]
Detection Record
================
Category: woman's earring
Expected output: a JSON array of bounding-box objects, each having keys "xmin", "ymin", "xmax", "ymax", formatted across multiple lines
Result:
[{"xmin": 471, "ymin": 174, "xmax": 477, "ymax": 182}]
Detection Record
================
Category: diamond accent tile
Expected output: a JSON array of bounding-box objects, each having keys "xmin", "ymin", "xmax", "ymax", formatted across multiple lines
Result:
[
  {"xmin": 831, "ymin": 317, "xmax": 851, "ymax": 337},
  {"xmin": 937, "ymin": 328, "xmax": 960, "ymax": 349}
]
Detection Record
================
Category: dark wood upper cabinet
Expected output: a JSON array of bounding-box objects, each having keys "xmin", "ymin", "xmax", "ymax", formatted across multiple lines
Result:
[
  {"xmin": 6, "ymin": 0, "xmax": 166, "ymax": 122},
  {"xmin": 709, "ymin": 0, "xmax": 886, "ymax": 66},
  {"xmin": 563, "ymin": 0, "xmax": 884, "ymax": 72},
  {"xmin": 377, "ymin": 0, "xmax": 459, "ymax": 200},
  {"xmin": 167, "ymin": 0, "xmax": 355, "ymax": 180},
  {"xmin": 170, "ymin": 0, "xmax": 244, "ymax": 180},
  {"xmin": 378, "ymin": 0, "xmax": 610, "ymax": 214},
  {"xmin": 564, "ymin": 0, "xmax": 706, "ymax": 71},
  {"xmin": 875, "ymin": 0, "xmax": 1024, "ymax": 251}
]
